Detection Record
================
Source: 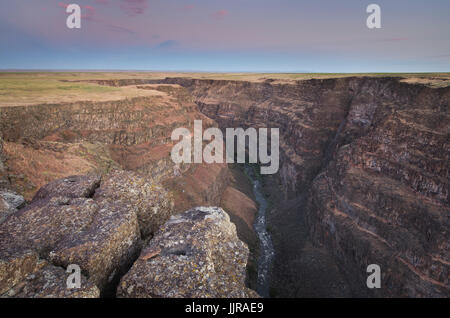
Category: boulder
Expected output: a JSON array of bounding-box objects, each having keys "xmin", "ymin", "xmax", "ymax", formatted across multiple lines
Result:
[
  {"xmin": 48, "ymin": 198, "xmax": 141, "ymax": 292},
  {"xmin": 2, "ymin": 260, "xmax": 99, "ymax": 298},
  {"xmin": 31, "ymin": 175, "xmax": 101, "ymax": 202},
  {"xmin": 117, "ymin": 207, "xmax": 259, "ymax": 298},
  {"xmin": 0, "ymin": 248, "xmax": 39, "ymax": 295},
  {"xmin": 0, "ymin": 171, "xmax": 175, "ymax": 295},
  {"xmin": 93, "ymin": 170, "xmax": 174, "ymax": 237},
  {"xmin": 0, "ymin": 190, "xmax": 25, "ymax": 224}
]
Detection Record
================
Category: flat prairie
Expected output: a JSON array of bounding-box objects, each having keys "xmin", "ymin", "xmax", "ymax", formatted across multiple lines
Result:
[{"xmin": 0, "ymin": 72, "xmax": 449, "ymax": 106}]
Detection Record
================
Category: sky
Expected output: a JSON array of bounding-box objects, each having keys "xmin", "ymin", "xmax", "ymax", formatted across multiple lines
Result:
[{"xmin": 0, "ymin": 0, "xmax": 449, "ymax": 72}]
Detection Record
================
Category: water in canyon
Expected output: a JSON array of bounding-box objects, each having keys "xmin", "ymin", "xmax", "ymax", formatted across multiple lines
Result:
[{"xmin": 245, "ymin": 165, "xmax": 274, "ymax": 297}]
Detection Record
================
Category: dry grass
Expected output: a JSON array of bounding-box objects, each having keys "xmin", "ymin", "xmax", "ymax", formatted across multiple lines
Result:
[
  {"xmin": 0, "ymin": 72, "xmax": 449, "ymax": 107},
  {"xmin": 0, "ymin": 73, "xmax": 166, "ymax": 106}
]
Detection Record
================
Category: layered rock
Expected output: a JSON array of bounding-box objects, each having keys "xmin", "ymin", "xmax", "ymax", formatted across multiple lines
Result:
[
  {"xmin": 1, "ymin": 75, "xmax": 447, "ymax": 298},
  {"xmin": 160, "ymin": 77, "xmax": 355, "ymax": 196},
  {"xmin": 305, "ymin": 81, "xmax": 450, "ymax": 297},
  {"xmin": 117, "ymin": 207, "xmax": 258, "ymax": 298},
  {"xmin": 0, "ymin": 85, "xmax": 215, "ymax": 198},
  {"xmin": 152, "ymin": 77, "xmax": 450, "ymax": 297}
]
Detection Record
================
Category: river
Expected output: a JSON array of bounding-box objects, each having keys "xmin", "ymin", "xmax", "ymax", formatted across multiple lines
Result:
[{"xmin": 245, "ymin": 165, "xmax": 274, "ymax": 298}]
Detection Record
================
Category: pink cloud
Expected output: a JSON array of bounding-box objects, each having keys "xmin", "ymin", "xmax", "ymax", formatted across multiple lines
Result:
[
  {"xmin": 183, "ymin": 4, "xmax": 195, "ymax": 10},
  {"xmin": 107, "ymin": 24, "xmax": 136, "ymax": 35},
  {"xmin": 82, "ymin": 5, "xmax": 96, "ymax": 20},
  {"xmin": 58, "ymin": 2, "xmax": 69, "ymax": 9},
  {"xmin": 213, "ymin": 9, "xmax": 229, "ymax": 19},
  {"xmin": 120, "ymin": 0, "xmax": 148, "ymax": 16}
]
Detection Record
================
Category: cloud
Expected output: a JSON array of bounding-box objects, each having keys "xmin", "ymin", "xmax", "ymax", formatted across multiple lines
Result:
[
  {"xmin": 107, "ymin": 24, "xmax": 136, "ymax": 35},
  {"xmin": 95, "ymin": 0, "xmax": 109, "ymax": 4},
  {"xmin": 57, "ymin": 2, "xmax": 69, "ymax": 9},
  {"xmin": 157, "ymin": 40, "xmax": 179, "ymax": 49},
  {"xmin": 82, "ymin": 5, "xmax": 96, "ymax": 20},
  {"xmin": 120, "ymin": 0, "xmax": 148, "ymax": 16},
  {"xmin": 212, "ymin": 9, "xmax": 229, "ymax": 19},
  {"xmin": 183, "ymin": 4, "xmax": 195, "ymax": 11}
]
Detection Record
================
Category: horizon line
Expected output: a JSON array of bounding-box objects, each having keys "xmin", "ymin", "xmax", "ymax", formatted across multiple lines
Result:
[{"xmin": 0, "ymin": 69, "xmax": 449, "ymax": 74}]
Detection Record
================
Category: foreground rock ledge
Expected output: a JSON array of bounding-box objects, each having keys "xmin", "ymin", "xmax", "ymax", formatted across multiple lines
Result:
[
  {"xmin": 0, "ymin": 171, "xmax": 175, "ymax": 296},
  {"xmin": 0, "ymin": 172, "xmax": 257, "ymax": 298},
  {"xmin": 117, "ymin": 207, "xmax": 259, "ymax": 298}
]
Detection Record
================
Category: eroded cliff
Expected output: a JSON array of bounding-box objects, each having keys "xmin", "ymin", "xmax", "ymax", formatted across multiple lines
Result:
[
  {"xmin": 0, "ymin": 76, "xmax": 448, "ymax": 298},
  {"xmin": 154, "ymin": 77, "xmax": 449, "ymax": 297}
]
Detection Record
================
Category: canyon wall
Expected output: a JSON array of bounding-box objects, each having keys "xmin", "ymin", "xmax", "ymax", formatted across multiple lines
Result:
[
  {"xmin": 0, "ymin": 83, "xmax": 259, "ymax": 297},
  {"xmin": 156, "ymin": 77, "xmax": 449, "ymax": 297}
]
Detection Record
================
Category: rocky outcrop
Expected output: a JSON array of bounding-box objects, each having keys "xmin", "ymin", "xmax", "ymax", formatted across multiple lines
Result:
[
  {"xmin": 117, "ymin": 207, "xmax": 258, "ymax": 298},
  {"xmin": 0, "ymin": 190, "xmax": 25, "ymax": 224},
  {"xmin": 0, "ymin": 248, "xmax": 99, "ymax": 298},
  {"xmin": 93, "ymin": 170, "xmax": 174, "ymax": 237},
  {"xmin": 0, "ymin": 171, "xmax": 175, "ymax": 296},
  {"xmin": 0, "ymin": 170, "xmax": 257, "ymax": 298}
]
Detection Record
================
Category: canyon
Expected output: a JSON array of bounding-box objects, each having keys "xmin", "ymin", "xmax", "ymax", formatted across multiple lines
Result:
[{"xmin": 0, "ymin": 74, "xmax": 448, "ymax": 297}]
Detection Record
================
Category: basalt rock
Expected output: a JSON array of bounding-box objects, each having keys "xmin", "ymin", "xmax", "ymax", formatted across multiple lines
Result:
[
  {"xmin": 305, "ymin": 83, "xmax": 450, "ymax": 296},
  {"xmin": 117, "ymin": 207, "xmax": 259, "ymax": 298},
  {"xmin": 152, "ymin": 77, "xmax": 449, "ymax": 297},
  {"xmin": 31, "ymin": 175, "xmax": 101, "ymax": 202},
  {"xmin": 93, "ymin": 170, "xmax": 174, "ymax": 237},
  {"xmin": 1, "ymin": 76, "xmax": 448, "ymax": 298},
  {"xmin": 0, "ymin": 190, "xmax": 25, "ymax": 224},
  {"xmin": 2, "ymin": 259, "xmax": 100, "ymax": 298},
  {"xmin": 0, "ymin": 86, "xmax": 216, "ymax": 198},
  {"xmin": 0, "ymin": 170, "xmax": 175, "ymax": 296},
  {"xmin": 0, "ymin": 136, "xmax": 9, "ymax": 190}
]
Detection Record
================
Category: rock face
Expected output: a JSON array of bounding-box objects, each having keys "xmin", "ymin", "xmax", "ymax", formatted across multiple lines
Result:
[
  {"xmin": 93, "ymin": 170, "xmax": 174, "ymax": 237},
  {"xmin": 0, "ymin": 85, "xmax": 215, "ymax": 199},
  {"xmin": 0, "ymin": 190, "xmax": 25, "ymax": 224},
  {"xmin": 1, "ymin": 76, "xmax": 447, "ymax": 298},
  {"xmin": 0, "ymin": 248, "xmax": 99, "ymax": 298},
  {"xmin": 4, "ymin": 260, "xmax": 100, "ymax": 298},
  {"xmin": 0, "ymin": 172, "xmax": 256, "ymax": 298},
  {"xmin": 0, "ymin": 81, "xmax": 260, "ymax": 298},
  {"xmin": 0, "ymin": 171, "xmax": 175, "ymax": 296},
  {"xmin": 117, "ymin": 207, "xmax": 258, "ymax": 298},
  {"xmin": 305, "ymin": 80, "xmax": 450, "ymax": 297},
  {"xmin": 155, "ymin": 77, "xmax": 449, "ymax": 297},
  {"xmin": 0, "ymin": 136, "xmax": 11, "ymax": 192}
]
